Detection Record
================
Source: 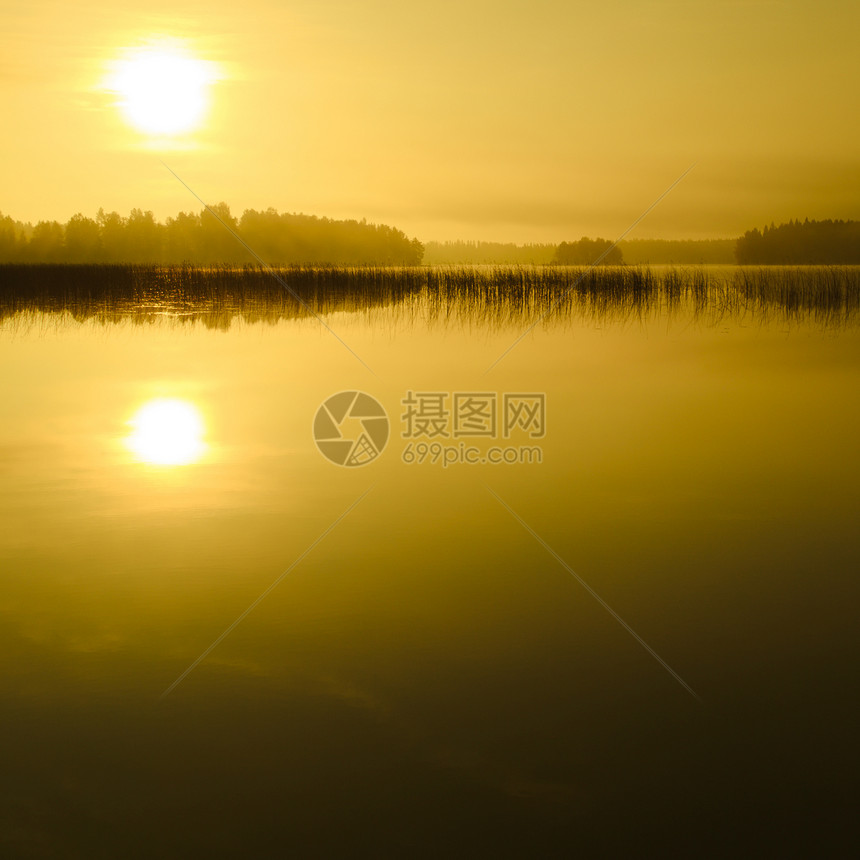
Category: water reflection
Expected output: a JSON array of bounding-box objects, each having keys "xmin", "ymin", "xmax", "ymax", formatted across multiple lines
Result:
[
  {"xmin": 1, "ymin": 264, "xmax": 858, "ymax": 329},
  {"xmin": 125, "ymin": 398, "xmax": 207, "ymax": 465},
  {"xmin": 0, "ymin": 267, "xmax": 858, "ymax": 856}
]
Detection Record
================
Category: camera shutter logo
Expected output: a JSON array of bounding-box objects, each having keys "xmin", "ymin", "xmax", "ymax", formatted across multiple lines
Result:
[{"xmin": 313, "ymin": 391, "xmax": 389, "ymax": 467}]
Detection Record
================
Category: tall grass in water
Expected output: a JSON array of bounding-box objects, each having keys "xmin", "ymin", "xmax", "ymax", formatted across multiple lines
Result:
[
  {"xmin": 0, "ymin": 264, "xmax": 427, "ymax": 328},
  {"xmin": 409, "ymin": 265, "xmax": 859, "ymax": 328},
  {"xmin": 419, "ymin": 265, "xmax": 660, "ymax": 328},
  {"xmin": 732, "ymin": 266, "xmax": 860, "ymax": 326},
  {"xmin": 1, "ymin": 263, "xmax": 858, "ymax": 328}
]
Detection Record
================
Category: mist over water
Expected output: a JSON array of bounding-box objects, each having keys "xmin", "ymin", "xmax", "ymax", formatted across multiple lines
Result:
[{"xmin": 1, "ymin": 266, "xmax": 858, "ymax": 856}]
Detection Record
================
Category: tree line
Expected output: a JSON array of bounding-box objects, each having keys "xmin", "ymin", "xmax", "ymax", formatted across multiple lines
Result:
[
  {"xmin": 426, "ymin": 222, "xmax": 860, "ymax": 266},
  {"xmin": 3, "ymin": 208, "xmax": 855, "ymax": 268},
  {"xmin": 426, "ymin": 237, "xmax": 735, "ymax": 266},
  {"xmin": 425, "ymin": 238, "xmax": 742, "ymax": 265},
  {"xmin": 735, "ymin": 219, "xmax": 860, "ymax": 264},
  {"xmin": 424, "ymin": 239, "xmax": 624, "ymax": 265},
  {"xmin": 0, "ymin": 205, "xmax": 424, "ymax": 265},
  {"xmin": 553, "ymin": 238, "xmax": 623, "ymax": 265}
]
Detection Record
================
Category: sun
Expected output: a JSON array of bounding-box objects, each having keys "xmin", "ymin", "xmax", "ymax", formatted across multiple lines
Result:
[
  {"xmin": 126, "ymin": 399, "xmax": 207, "ymax": 466},
  {"xmin": 107, "ymin": 44, "xmax": 218, "ymax": 136}
]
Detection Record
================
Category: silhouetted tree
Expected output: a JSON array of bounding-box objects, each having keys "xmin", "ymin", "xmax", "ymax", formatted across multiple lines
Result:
[
  {"xmin": 554, "ymin": 237, "xmax": 622, "ymax": 265},
  {"xmin": 27, "ymin": 221, "xmax": 65, "ymax": 262},
  {"xmin": 64, "ymin": 213, "xmax": 102, "ymax": 263},
  {"xmin": 164, "ymin": 211, "xmax": 201, "ymax": 263},
  {"xmin": 96, "ymin": 209, "xmax": 127, "ymax": 263},
  {"xmin": 0, "ymin": 205, "xmax": 424, "ymax": 265},
  {"xmin": 199, "ymin": 202, "xmax": 245, "ymax": 264},
  {"xmin": 238, "ymin": 209, "xmax": 422, "ymax": 265},
  {"xmin": 125, "ymin": 209, "xmax": 162, "ymax": 263},
  {"xmin": 736, "ymin": 219, "xmax": 860, "ymax": 264},
  {"xmin": 0, "ymin": 212, "xmax": 18, "ymax": 262}
]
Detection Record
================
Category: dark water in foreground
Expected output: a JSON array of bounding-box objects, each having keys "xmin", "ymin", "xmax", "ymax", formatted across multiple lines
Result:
[{"xmin": 0, "ymin": 270, "xmax": 858, "ymax": 857}]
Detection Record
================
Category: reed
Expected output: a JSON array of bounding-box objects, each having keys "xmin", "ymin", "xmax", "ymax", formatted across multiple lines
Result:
[{"xmin": 1, "ymin": 263, "xmax": 858, "ymax": 328}]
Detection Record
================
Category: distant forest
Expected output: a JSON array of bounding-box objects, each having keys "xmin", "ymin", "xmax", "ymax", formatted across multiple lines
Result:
[
  {"xmin": 555, "ymin": 238, "xmax": 622, "ymax": 265},
  {"xmin": 735, "ymin": 219, "xmax": 860, "ymax": 264},
  {"xmin": 425, "ymin": 237, "xmax": 732, "ymax": 265},
  {"xmin": 2, "ymin": 208, "xmax": 856, "ymax": 268},
  {"xmin": 425, "ymin": 224, "xmax": 858, "ymax": 265},
  {"xmin": 424, "ymin": 239, "xmax": 624, "ymax": 265},
  {"xmin": 0, "ymin": 205, "xmax": 424, "ymax": 265}
]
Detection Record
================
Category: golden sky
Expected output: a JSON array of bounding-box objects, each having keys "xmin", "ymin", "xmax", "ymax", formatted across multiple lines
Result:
[{"xmin": 2, "ymin": 0, "xmax": 858, "ymax": 241}]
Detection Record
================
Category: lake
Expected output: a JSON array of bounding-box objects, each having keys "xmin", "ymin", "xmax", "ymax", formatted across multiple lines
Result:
[{"xmin": 1, "ymin": 266, "xmax": 857, "ymax": 857}]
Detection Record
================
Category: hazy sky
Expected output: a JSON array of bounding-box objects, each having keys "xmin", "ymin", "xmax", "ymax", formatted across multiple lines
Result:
[{"xmin": 2, "ymin": 0, "xmax": 858, "ymax": 241}]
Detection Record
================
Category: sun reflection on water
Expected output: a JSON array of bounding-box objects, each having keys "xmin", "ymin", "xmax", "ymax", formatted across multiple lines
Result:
[{"xmin": 126, "ymin": 398, "xmax": 207, "ymax": 466}]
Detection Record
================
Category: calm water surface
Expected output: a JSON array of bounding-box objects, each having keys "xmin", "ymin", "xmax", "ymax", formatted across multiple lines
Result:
[{"xmin": 1, "ymin": 283, "xmax": 857, "ymax": 857}]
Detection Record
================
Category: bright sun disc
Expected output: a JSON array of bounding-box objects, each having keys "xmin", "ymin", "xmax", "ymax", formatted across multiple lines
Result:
[
  {"xmin": 126, "ymin": 399, "xmax": 206, "ymax": 465},
  {"xmin": 108, "ymin": 46, "xmax": 216, "ymax": 136}
]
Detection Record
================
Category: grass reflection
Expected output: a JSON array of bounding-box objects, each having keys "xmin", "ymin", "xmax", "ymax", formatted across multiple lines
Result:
[{"xmin": 0, "ymin": 263, "xmax": 858, "ymax": 330}]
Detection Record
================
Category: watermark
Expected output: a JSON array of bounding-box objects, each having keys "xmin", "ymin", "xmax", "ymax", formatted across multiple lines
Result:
[
  {"xmin": 401, "ymin": 391, "xmax": 545, "ymax": 439},
  {"xmin": 312, "ymin": 391, "xmax": 390, "ymax": 467},
  {"xmin": 313, "ymin": 390, "xmax": 545, "ymax": 467},
  {"xmin": 400, "ymin": 390, "xmax": 545, "ymax": 468},
  {"xmin": 402, "ymin": 441, "xmax": 543, "ymax": 467}
]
